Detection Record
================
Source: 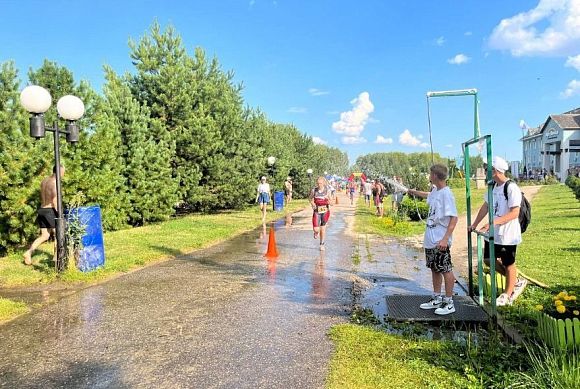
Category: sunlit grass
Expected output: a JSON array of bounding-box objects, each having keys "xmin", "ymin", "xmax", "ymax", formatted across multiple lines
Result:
[{"xmin": 0, "ymin": 298, "xmax": 30, "ymax": 322}]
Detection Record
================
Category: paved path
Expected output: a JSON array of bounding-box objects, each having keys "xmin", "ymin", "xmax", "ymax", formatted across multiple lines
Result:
[{"xmin": 1, "ymin": 199, "xmax": 358, "ymax": 389}]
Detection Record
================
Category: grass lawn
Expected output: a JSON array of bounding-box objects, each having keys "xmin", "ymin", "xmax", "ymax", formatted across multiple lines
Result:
[
  {"xmin": 327, "ymin": 324, "xmax": 470, "ymax": 389},
  {"xmin": 0, "ymin": 297, "xmax": 30, "ymax": 322},
  {"xmin": 354, "ymin": 197, "xmax": 424, "ymax": 237},
  {"xmin": 0, "ymin": 200, "xmax": 308, "ymax": 289},
  {"xmin": 500, "ymin": 184, "xmax": 580, "ymax": 334}
]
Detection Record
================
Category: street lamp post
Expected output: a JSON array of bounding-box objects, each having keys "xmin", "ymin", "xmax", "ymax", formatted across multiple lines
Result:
[
  {"xmin": 519, "ymin": 120, "xmax": 527, "ymax": 178},
  {"xmin": 267, "ymin": 156, "xmax": 276, "ymax": 210},
  {"xmin": 307, "ymin": 168, "xmax": 313, "ymax": 189},
  {"xmin": 20, "ymin": 85, "xmax": 85, "ymax": 272}
]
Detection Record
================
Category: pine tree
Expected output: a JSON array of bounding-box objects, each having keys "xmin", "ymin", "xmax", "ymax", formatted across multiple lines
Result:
[
  {"xmin": 0, "ymin": 61, "xmax": 45, "ymax": 252},
  {"xmin": 103, "ymin": 67, "xmax": 178, "ymax": 225}
]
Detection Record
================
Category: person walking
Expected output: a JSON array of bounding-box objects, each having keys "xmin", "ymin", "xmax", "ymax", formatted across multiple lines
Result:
[
  {"xmin": 408, "ymin": 164, "xmax": 459, "ymax": 315},
  {"xmin": 310, "ymin": 177, "xmax": 331, "ymax": 251},
  {"xmin": 373, "ymin": 179, "xmax": 385, "ymax": 218},
  {"xmin": 255, "ymin": 176, "xmax": 272, "ymax": 223},
  {"xmin": 468, "ymin": 156, "xmax": 527, "ymax": 306},
  {"xmin": 284, "ymin": 177, "xmax": 293, "ymax": 205},
  {"xmin": 23, "ymin": 165, "xmax": 64, "ymax": 266},
  {"xmin": 363, "ymin": 179, "xmax": 373, "ymax": 207}
]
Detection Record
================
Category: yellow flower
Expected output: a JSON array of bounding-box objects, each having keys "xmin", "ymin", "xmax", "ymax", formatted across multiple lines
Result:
[
  {"xmin": 535, "ymin": 305, "xmax": 544, "ymax": 311},
  {"xmin": 556, "ymin": 305, "xmax": 566, "ymax": 314},
  {"xmin": 558, "ymin": 291, "xmax": 568, "ymax": 299},
  {"xmin": 574, "ymin": 310, "xmax": 580, "ymax": 316},
  {"xmin": 570, "ymin": 295, "xmax": 577, "ymax": 301},
  {"xmin": 564, "ymin": 296, "xmax": 572, "ymax": 301},
  {"xmin": 554, "ymin": 300, "xmax": 563, "ymax": 306}
]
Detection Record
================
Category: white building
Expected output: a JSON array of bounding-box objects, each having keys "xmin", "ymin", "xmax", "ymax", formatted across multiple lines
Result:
[{"xmin": 521, "ymin": 108, "xmax": 580, "ymax": 182}]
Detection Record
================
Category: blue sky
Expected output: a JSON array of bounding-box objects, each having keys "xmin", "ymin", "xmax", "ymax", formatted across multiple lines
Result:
[{"xmin": 2, "ymin": 0, "xmax": 580, "ymax": 165}]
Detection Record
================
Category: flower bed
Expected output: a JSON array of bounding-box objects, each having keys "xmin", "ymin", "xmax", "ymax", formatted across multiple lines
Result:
[{"xmin": 535, "ymin": 290, "xmax": 580, "ymax": 349}]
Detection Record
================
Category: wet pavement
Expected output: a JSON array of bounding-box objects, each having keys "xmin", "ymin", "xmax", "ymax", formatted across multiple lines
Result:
[
  {"xmin": 0, "ymin": 204, "xmax": 356, "ymax": 389},
  {"xmin": 0, "ymin": 193, "xmax": 472, "ymax": 388}
]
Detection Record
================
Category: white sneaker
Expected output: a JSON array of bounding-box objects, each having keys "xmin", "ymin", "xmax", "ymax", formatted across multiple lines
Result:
[
  {"xmin": 511, "ymin": 278, "xmax": 528, "ymax": 301},
  {"xmin": 420, "ymin": 296, "xmax": 442, "ymax": 310},
  {"xmin": 320, "ymin": 242, "xmax": 325, "ymax": 251},
  {"xmin": 496, "ymin": 293, "xmax": 513, "ymax": 307},
  {"xmin": 435, "ymin": 300, "xmax": 456, "ymax": 315}
]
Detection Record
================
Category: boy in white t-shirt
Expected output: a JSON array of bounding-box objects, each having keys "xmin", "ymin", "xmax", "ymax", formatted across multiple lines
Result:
[
  {"xmin": 468, "ymin": 156, "xmax": 527, "ymax": 306},
  {"xmin": 408, "ymin": 164, "xmax": 459, "ymax": 315}
]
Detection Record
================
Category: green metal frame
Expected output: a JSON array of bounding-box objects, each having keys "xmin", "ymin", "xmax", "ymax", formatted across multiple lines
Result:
[{"xmin": 427, "ymin": 88, "xmax": 498, "ymax": 318}]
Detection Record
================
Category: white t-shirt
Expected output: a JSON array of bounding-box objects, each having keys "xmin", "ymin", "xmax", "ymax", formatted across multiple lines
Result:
[
  {"xmin": 484, "ymin": 181, "xmax": 522, "ymax": 245},
  {"xmin": 364, "ymin": 182, "xmax": 373, "ymax": 195},
  {"xmin": 257, "ymin": 183, "xmax": 270, "ymax": 194},
  {"xmin": 424, "ymin": 186, "xmax": 458, "ymax": 249}
]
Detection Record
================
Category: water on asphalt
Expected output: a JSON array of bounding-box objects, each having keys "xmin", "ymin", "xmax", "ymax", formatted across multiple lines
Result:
[{"xmin": 0, "ymin": 200, "xmax": 466, "ymax": 388}]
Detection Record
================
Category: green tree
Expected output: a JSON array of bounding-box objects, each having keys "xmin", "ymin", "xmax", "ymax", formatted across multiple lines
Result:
[
  {"xmin": 0, "ymin": 61, "xmax": 43, "ymax": 252},
  {"xmin": 103, "ymin": 67, "xmax": 178, "ymax": 224}
]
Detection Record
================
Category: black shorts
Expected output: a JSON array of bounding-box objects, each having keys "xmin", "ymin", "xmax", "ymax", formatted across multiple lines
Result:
[
  {"xmin": 425, "ymin": 247, "xmax": 452, "ymax": 273},
  {"xmin": 484, "ymin": 241, "xmax": 517, "ymax": 267},
  {"xmin": 36, "ymin": 207, "xmax": 58, "ymax": 229}
]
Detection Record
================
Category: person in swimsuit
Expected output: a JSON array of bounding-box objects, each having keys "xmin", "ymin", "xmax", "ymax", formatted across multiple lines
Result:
[
  {"xmin": 255, "ymin": 176, "xmax": 271, "ymax": 223},
  {"xmin": 23, "ymin": 165, "xmax": 64, "ymax": 265},
  {"xmin": 310, "ymin": 176, "xmax": 331, "ymax": 251}
]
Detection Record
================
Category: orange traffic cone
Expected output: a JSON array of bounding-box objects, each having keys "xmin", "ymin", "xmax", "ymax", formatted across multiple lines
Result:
[{"xmin": 265, "ymin": 225, "xmax": 279, "ymax": 258}]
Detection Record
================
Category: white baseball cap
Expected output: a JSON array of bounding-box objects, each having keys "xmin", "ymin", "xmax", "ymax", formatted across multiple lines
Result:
[{"xmin": 492, "ymin": 156, "xmax": 509, "ymax": 173}]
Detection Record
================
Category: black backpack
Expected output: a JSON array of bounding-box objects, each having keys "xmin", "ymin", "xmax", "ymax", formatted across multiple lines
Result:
[{"xmin": 498, "ymin": 180, "xmax": 531, "ymax": 233}]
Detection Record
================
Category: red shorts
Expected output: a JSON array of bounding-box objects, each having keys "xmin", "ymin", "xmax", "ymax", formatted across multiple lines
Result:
[{"xmin": 312, "ymin": 207, "xmax": 330, "ymax": 227}]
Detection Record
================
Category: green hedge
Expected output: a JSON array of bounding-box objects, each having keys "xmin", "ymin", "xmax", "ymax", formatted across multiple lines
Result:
[
  {"xmin": 400, "ymin": 196, "xmax": 429, "ymax": 221},
  {"xmin": 565, "ymin": 175, "xmax": 580, "ymax": 200}
]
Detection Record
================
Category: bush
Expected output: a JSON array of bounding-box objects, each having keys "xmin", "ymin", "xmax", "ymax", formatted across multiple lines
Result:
[
  {"xmin": 565, "ymin": 175, "xmax": 580, "ymax": 200},
  {"xmin": 400, "ymin": 196, "xmax": 429, "ymax": 221}
]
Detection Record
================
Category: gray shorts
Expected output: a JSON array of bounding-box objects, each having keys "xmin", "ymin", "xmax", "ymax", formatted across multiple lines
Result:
[{"xmin": 425, "ymin": 247, "xmax": 453, "ymax": 273}]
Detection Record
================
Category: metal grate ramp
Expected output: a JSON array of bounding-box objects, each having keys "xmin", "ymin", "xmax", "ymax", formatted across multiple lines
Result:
[{"xmin": 386, "ymin": 295, "xmax": 488, "ymax": 323}]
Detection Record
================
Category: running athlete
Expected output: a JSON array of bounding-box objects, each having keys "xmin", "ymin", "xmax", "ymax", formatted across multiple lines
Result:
[
  {"xmin": 347, "ymin": 180, "xmax": 356, "ymax": 205},
  {"xmin": 310, "ymin": 176, "xmax": 331, "ymax": 251}
]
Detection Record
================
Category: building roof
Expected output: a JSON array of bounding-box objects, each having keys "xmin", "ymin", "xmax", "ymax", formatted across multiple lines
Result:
[{"xmin": 550, "ymin": 114, "xmax": 580, "ymax": 129}]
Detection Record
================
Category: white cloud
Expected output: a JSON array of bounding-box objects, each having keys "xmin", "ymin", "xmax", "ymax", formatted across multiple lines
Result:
[
  {"xmin": 561, "ymin": 79, "xmax": 580, "ymax": 98},
  {"xmin": 341, "ymin": 136, "xmax": 367, "ymax": 144},
  {"xmin": 465, "ymin": 31, "xmax": 473, "ymax": 36},
  {"xmin": 447, "ymin": 53, "xmax": 471, "ymax": 65},
  {"xmin": 399, "ymin": 129, "xmax": 426, "ymax": 147},
  {"xmin": 367, "ymin": 117, "xmax": 380, "ymax": 124},
  {"xmin": 565, "ymin": 54, "xmax": 580, "ymax": 70},
  {"xmin": 489, "ymin": 0, "xmax": 580, "ymax": 57},
  {"xmin": 332, "ymin": 92, "xmax": 375, "ymax": 139},
  {"xmin": 287, "ymin": 107, "xmax": 307, "ymax": 113},
  {"xmin": 312, "ymin": 136, "xmax": 327, "ymax": 145},
  {"xmin": 308, "ymin": 88, "xmax": 330, "ymax": 96},
  {"xmin": 419, "ymin": 142, "xmax": 429, "ymax": 148},
  {"xmin": 375, "ymin": 135, "xmax": 393, "ymax": 144},
  {"xmin": 445, "ymin": 144, "xmax": 454, "ymax": 148},
  {"xmin": 435, "ymin": 36, "xmax": 446, "ymax": 46}
]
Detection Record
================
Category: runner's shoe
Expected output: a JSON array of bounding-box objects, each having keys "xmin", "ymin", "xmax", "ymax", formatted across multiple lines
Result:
[
  {"xmin": 314, "ymin": 231, "xmax": 319, "ymax": 239},
  {"xmin": 420, "ymin": 296, "xmax": 442, "ymax": 310},
  {"xmin": 496, "ymin": 293, "xmax": 513, "ymax": 307},
  {"xmin": 511, "ymin": 278, "xmax": 528, "ymax": 301},
  {"xmin": 320, "ymin": 242, "xmax": 325, "ymax": 251},
  {"xmin": 435, "ymin": 300, "xmax": 456, "ymax": 315}
]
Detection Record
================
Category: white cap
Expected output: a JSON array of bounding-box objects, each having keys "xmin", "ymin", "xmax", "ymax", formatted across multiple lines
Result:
[
  {"xmin": 260, "ymin": 176, "xmax": 266, "ymax": 181},
  {"xmin": 492, "ymin": 156, "xmax": 509, "ymax": 173}
]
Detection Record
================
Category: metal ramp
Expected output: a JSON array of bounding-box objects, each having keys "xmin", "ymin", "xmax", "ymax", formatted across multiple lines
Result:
[{"xmin": 386, "ymin": 295, "xmax": 488, "ymax": 324}]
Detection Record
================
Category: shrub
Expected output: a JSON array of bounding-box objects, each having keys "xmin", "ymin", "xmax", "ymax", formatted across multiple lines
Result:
[
  {"xmin": 400, "ymin": 196, "xmax": 429, "ymax": 221},
  {"xmin": 565, "ymin": 175, "xmax": 580, "ymax": 200}
]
